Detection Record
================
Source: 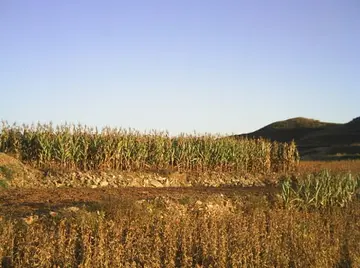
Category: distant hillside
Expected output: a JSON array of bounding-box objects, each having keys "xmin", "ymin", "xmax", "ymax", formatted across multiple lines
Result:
[
  {"xmin": 234, "ymin": 117, "xmax": 338, "ymax": 143},
  {"xmin": 298, "ymin": 117, "xmax": 360, "ymax": 160},
  {"xmin": 234, "ymin": 117, "xmax": 360, "ymax": 160}
]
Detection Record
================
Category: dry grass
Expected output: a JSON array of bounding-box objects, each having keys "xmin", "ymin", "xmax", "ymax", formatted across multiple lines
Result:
[
  {"xmin": 1, "ymin": 122, "xmax": 360, "ymax": 267},
  {"xmin": 0, "ymin": 198, "xmax": 359, "ymax": 267},
  {"xmin": 299, "ymin": 160, "xmax": 360, "ymax": 174}
]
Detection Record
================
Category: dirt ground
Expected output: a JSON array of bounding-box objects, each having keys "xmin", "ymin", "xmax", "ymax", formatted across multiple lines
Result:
[
  {"xmin": 0, "ymin": 186, "xmax": 278, "ymax": 218},
  {"xmin": 1, "ymin": 153, "xmax": 359, "ymax": 218}
]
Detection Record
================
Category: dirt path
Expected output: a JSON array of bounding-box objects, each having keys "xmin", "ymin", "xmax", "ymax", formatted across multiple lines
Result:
[{"xmin": 0, "ymin": 186, "xmax": 278, "ymax": 217}]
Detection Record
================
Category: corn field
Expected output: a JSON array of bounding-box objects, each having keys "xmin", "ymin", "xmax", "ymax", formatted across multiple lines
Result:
[{"xmin": 0, "ymin": 122, "xmax": 299, "ymax": 173}]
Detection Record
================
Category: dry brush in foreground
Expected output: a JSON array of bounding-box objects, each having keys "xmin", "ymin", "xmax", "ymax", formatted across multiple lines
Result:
[{"xmin": 0, "ymin": 197, "xmax": 359, "ymax": 268}]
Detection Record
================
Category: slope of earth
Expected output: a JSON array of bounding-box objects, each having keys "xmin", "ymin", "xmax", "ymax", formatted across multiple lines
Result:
[
  {"xmin": 299, "ymin": 117, "xmax": 360, "ymax": 160},
  {"xmin": 0, "ymin": 153, "xmax": 276, "ymax": 189},
  {"xmin": 0, "ymin": 186, "xmax": 278, "ymax": 218},
  {"xmin": 0, "ymin": 153, "xmax": 44, "ymax": 188}
]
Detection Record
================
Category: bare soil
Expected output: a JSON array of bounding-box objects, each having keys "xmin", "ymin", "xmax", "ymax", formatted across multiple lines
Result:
[
  {"xmin": 0, "ymin": 185, "xmax": 278, "ymax": 218},
  {"xmin": 1, "ymin": 153, "xmax": 359, "ymax": 219}
]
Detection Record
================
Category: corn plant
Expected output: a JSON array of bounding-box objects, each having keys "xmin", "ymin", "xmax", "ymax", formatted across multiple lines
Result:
[
  {"xmin": 280, "ymin": 170, "xmax": 360, "ymax": 209},
  {"xmin": 0, "ymin": 121, "xmax": 300, "ymax": 174}
]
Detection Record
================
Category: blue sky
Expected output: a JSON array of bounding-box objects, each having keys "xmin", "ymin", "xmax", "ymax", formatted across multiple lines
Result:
[{"xmin": 1, "ymin": 0, "xmax": 359, "ymax": 135}]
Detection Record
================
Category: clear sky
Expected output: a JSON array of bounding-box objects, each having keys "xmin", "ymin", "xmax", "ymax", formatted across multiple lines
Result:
[{"xmin": 1, "ymin": 1, "xmax": 359, "ymax": 135}]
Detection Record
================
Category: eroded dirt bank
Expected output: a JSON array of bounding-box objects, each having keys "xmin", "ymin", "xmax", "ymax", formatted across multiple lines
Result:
[{"xmin": 0, "ymin": 185, "xmax": 278, "ymax": 217}]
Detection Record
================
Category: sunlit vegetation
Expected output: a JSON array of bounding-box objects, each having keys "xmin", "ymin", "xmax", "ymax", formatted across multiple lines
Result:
[
  {"xmin": 1, "ymin": 121, "xmax": 360, "ymax": 267},
  {"xmin": 0, "ymin": 122, "xmax": 299, "ymax": 174},
  {"xmin": 280, "ymin": 170, "xmax": 359, "ymax": 209},
  {"xmin": 0, "ymin": 193, "xmax": 359, "ymax": 267}
]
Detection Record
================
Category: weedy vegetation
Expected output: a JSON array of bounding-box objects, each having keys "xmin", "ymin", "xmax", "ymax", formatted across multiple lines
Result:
[
  {"xmin": 0, "ymin": 121, "xmax": 359, "ymax": 267},
  {"xmin": 0, "ymin": 195, "xmax": 360, "ymax": 267}
]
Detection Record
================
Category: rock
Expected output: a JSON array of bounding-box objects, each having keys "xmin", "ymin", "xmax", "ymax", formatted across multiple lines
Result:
[
  {"xmin": 149, "ymin": 179, "xmax": 164, "ymax": 188},
  {"xmin": 128, "ymin": 181, "xmax": 142, "ymax": 187},
  {"xmin": 207, "ymin": 204, "xmax": 214, "ymax": 210},
  {"xmin": 94, "ymin": 177, "xmax": 101, "ymax": 185},
  {"xmin": 55, "ymin": 180, "xmax": 64, "ymax": 188},
  {"xmin": 49, "ymin": 211, "xmax": 58, "ymax": 217},
  {"xmin": 157, "ymin": 176, "xmax": 167, "ymax": 182},
  {"xmin": 79, "ymin": 176, "xmax": 86, "ymax": 184},
  {"xmin": 22, "ymin": 215, "xmax": 38, "ymax": 225},
  {"xmin": 66, "ymin": 206, "xmax": 80, "ymax": 213},
  {"xmin": 100, "ymin": 180, "xmax": 109, "ymax": 187}
]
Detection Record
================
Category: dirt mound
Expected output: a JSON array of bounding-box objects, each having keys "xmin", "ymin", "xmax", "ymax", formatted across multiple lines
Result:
[
  {"xmin": 0, "ymin": 186, "xmax": 277, "ymax": 218},
  {"xmin": 0, "ymin": 153, "xmax": 43, "ymax": 188},
  {"xmin": 0, "ymin": 153, "xmax": 267, "ymax": 189}
]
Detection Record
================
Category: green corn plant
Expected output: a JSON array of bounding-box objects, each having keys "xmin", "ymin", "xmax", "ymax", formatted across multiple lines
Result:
[
  {"xmin": 280, "ymin": 170, "xmax": 359, "ymax": 209},
  {"xmin": 280, "ymin": 177, "xmax": 296, "ymax": 208},
  {"xmin": 0, "ymin": 122, "xmax": 300, "ymax": 174}
]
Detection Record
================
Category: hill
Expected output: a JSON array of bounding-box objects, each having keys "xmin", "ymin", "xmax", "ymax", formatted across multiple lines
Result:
[
  {"xmin": 234, "ymin": 117, "xmax": 338, "ymax": 143},
  {"xmin": 298, "ymin": 117, "xmax": 360, "ymax": 159},
  {"xmin": 234, "ymin": 117, "xmax": 360, "ymax": 160}
]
